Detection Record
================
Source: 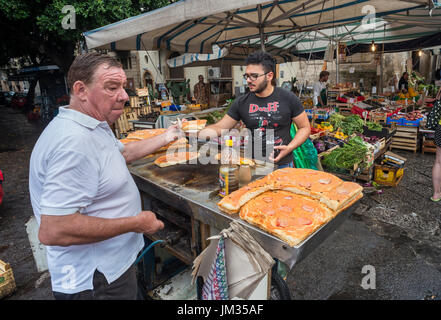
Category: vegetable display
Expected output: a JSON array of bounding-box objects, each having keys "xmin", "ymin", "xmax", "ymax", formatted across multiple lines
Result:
[
  {"xmin": 322, "ymin": 136, "xmax": 368, "ymax": 171},
  {"xmin": 329, "ymin": 114, "xmax": 364, "ymax": 136},
  {"xmin": 366, "ymin": 121, "xmax": 383, "ymax": 132}
]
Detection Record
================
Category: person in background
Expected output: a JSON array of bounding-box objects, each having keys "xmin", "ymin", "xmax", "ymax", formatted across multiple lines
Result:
[
  {"xmin": 313, "ymin": 71, "xmax": 329, "ymax": 108},
  {"xmin": 29, "ymin": 52, "xmax": 182, "ymax": 300},
  {"xmin": 431, "ymin": 87, "xmax": 441, "ymax": 202},
  {"xmin": 193, "ymin": 74, "xmax": 210, "ymax": 105},
  {"xmin": 398, "ymin": 72, "xmax": 409, "ymax": 93},
  {"xmin": 198, "ymin": 51, "xmax": 310, "ymax": 169}
]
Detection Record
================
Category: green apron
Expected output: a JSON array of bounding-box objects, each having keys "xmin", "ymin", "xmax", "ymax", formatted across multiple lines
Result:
[{"xmin": 316, "ymin": 88, "xmax": 327, "ymax": 107}]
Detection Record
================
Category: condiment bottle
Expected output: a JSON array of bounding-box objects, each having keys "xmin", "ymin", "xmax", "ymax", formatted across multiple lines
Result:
[
  {"xmin": 239, "ymin": 162, "xmax": 252, "ymax": 186},
  {"xmin": 219, "ymin": 139, "xmax": 239, "ymax": 197}
]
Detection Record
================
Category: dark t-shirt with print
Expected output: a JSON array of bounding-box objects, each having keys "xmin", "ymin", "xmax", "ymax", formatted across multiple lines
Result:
[{"xmin": 227, "ymin": 87, "xmax": 304, "ymax": 165}]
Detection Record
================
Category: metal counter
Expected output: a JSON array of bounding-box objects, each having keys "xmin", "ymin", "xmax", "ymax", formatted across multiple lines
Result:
[{"xmin": 128, "ymin": 157, "xmax": 358, "ymax": 270}]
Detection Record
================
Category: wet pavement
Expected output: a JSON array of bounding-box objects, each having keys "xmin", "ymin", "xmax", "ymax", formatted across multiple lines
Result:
[{"xmin": 0, "ymin": 104, "xmax": 440, "ymax": 300}]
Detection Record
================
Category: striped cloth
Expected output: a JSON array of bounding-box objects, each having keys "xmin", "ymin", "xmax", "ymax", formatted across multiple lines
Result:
[{"xmin": 201, "ymin": 236, "xmax": 229, "ymax": 300}]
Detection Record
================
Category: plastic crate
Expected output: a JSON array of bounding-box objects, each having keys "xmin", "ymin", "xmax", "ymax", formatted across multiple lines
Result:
[
  {"xmin": 386, "ymin": 117, "xmax": 403, "ymax": 126},
  {"xmin": 374, "ymin": 165, "xmax": 404, "ymax": 187},
  {"xmin": 401, "ymin": 118, "xmax": 422, "ymax": 127}
]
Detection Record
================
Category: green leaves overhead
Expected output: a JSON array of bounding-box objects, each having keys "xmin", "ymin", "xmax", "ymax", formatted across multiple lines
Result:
[{"xmin": 0, "ymin": 0, "xmax": 171, "ymax": 70}]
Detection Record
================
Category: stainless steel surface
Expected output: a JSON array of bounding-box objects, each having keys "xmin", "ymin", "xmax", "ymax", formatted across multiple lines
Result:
[{"xmin": 128, "ymin": 157, "xmax": 359, "ymax": 269}]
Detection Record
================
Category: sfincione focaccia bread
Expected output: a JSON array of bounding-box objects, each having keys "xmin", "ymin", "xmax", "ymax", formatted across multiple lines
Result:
[
  {"xmin": 270, "ymin": 168, "xmax": 363, "ymax": 211},
  {"xmin": 218, "ymin": 168, "xmax": 363, "ymax": 214},
  {"xmin": 182, "ymin": 119, "xmax": 207, "ymax": 132},
  {"xmin": 157, "ymin": 137, "xmax": 188, "ymax": 152},
  {"xmin": 126, "ymin": 129, "xmax": 166, "ymax": 140},
  {"xmin": 240, "ymin": 190, "xmax": 334, "ymax": 247},
  {"xmin": 154, "ymin": 151, "xmax": 200, "ymax": 167}
]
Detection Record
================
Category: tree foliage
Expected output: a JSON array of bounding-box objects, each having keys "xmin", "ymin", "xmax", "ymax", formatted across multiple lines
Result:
[{"xmin": 0, "ymin": 0, "xmax": 171, "ymax": 72}]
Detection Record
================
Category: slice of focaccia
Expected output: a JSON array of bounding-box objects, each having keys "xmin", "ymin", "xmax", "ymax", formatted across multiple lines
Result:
[
  {"xmin": 126, "ymin": 128, "xmax": 167, "ymax": 140},
  {"xmin": 157, "ymin": 137, "xmax": 188, "ymax": 152},
  {"xmin": 182, "ymin": 119, "xmax": 207, "ymax": 132},
  {"xmin": 154, "ymin": 151, "xmax": 200, "ymax": 167}
]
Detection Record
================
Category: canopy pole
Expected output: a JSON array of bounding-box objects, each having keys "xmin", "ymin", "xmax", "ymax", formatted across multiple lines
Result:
[
  {"xmin": 336, "ymin": 41, "xmax": 340, "ymax": 84},
  {"xmin": 258, "ymin": 4, "xmax": 265, "ymax": 51},
  {"xmin": 379, "ymin": 25, "xmax": 386, "ymax": 94},
  {"xmin": 259, "ymin": 27, "xmax": 266, "ymax": 51}
]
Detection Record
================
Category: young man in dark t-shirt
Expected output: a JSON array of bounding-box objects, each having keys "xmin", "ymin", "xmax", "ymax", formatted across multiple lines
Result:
[{"xmin": 198, "ymin": 51, "xmax": 310, "ymax": 168}]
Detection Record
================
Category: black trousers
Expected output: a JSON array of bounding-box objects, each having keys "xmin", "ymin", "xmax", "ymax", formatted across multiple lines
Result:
[{"xmin": 52, "ymin": 265, "xmax": 138, "ymax": 300}]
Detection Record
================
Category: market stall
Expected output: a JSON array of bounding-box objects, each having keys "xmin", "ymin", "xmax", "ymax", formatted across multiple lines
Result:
[
  {"xmin": 307, "ymin": 78, "xmax": 441, "ymax": 187},
  {"xmin": 126, "ymin": 144, "xmax": 360, "ymax": 299}
]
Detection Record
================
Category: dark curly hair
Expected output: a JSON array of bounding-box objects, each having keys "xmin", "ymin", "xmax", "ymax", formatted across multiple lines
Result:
[{"xmin": 245, "ymin": 51, "xmax": 276, "ymax": 74}]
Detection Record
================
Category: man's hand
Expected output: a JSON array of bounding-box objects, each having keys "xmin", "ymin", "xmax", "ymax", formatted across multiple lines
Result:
[
  {"xmin": 164, "ymin": 124, "xmax": 184, "ymax": 143},
  {"xmin": 269, "ymin": 145, "xmax": 293, "ymax": 163},
  {"xmin": 134, "ymin": 211, "xmax": 164, "ymax": 235}
]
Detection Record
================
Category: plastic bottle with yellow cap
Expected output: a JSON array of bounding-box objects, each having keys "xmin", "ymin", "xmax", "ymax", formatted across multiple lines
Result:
[{"xmin": 219, "ymin": 139, "xmax": 239, "ymax": 197}]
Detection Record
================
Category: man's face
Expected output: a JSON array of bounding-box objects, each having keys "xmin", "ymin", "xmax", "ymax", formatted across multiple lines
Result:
[
  {"xmin": 404, "ymin": 73, "xmax": 408, "ymax": 80},
  {"xmin": 86, "ymin": 64, "xmax": 129, "ymax": 124},
  {"xmin": 322, "ymin": 75, "xmax": 329, "ymax": 82},
  {"xmin": 245, "ymin": 64, "xmax": 272, "ymax": 94},
  {"xmin": 199, "ymin": 75, "xmax": 204, "ymax": 83}
]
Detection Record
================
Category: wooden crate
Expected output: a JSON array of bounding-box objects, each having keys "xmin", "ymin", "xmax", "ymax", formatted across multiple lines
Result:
[
  {"xmin": 0, "ymin": 260, "xmax": 16, "ymax": 299},
  {"xmin": 140, "ymin": 105, "xmax": 152, "ymax": 115},
  {"xmin": 335, "ymin": 103, "xmax": 353, "ymax": 116},
  {"xmin": 136, "ymin": 87, "xmax": 149, "ymax": 97},
  {"xmin": 390, "ymin": 126, "xmax": 418, "ymax": 153},
  {"xmin": 125, "ymin": 112, "xmax": 138, "ymax": 130},
  {"xmin": 115, "ymin": 112, "xmax": 130, "ymax": 135},
  {"xmin": 129, "ymin": 96, "xmax": 141, "ymax": 108},
  {"xmin": 422, "ymin": 136, "xmax": 437, "ymax": 154},
  {"xmin": 370, "ymin": 110, "xmax": 387, "ymax": 123},
  {"xmin": 333, "ymin": 166, "xmax": 373, "ymax": 183}
]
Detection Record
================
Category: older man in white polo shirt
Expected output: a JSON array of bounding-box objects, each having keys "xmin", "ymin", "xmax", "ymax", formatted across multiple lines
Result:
[{"xmin": 29, "ymin": 53, "xmax": 182, "ymax": 300}]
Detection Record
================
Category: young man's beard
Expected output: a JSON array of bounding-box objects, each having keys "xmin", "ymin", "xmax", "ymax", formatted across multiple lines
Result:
[{"xmin": 250, "ymin": 79, "xmax": 269, "ymax": 94}]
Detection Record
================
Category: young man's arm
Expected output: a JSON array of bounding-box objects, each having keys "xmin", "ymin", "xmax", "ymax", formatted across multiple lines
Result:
[{"xmin": 198, "ymin": 114, "xmax": 238, "ymax": 140}]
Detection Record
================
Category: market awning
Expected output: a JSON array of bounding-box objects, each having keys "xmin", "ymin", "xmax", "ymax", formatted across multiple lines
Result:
[
  {"xmin": 83, "ymin": 0, "xmax": 426, "ymax": 53},
  {"xmin": 166, "ymin": 43, "xmax": 300, "ymax": 67},
  {"xmin": 229, "ymin": 7, "xmax": 441, "ymax": 59}
]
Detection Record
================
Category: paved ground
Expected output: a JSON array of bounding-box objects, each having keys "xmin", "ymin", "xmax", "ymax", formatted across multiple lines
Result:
[{"xmin": 1, "ymin": 104, "xmax": 440, "ymax": 300}]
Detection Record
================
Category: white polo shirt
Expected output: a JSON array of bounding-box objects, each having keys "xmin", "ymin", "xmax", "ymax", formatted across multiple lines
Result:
[{"xmin": 29, "ymin": 106, "xmax": 144, "ymax": 294}]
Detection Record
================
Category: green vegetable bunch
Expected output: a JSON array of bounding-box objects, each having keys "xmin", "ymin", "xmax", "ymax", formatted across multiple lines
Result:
[
  {"xmin": 329, "ymin": 114, "xmax": 364, "ymax": 135},
  {"xmin": 366, "ymin": 121, "xmax": 383, "ymax": 132},
  {"xmin": 322, "ymin": 136, "xmax": 368, "ymax": 171}
]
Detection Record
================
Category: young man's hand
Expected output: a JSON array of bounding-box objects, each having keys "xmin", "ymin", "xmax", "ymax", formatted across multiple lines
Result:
[{"xmin": 269, "ymin": 145, "xmax": 292, "ymax": 163}]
